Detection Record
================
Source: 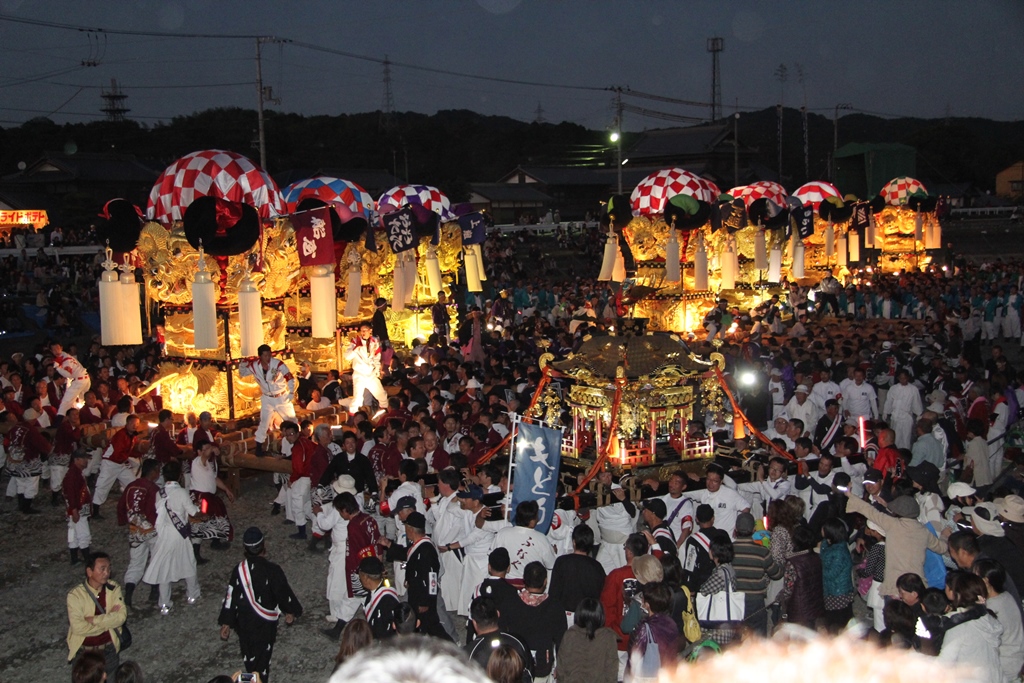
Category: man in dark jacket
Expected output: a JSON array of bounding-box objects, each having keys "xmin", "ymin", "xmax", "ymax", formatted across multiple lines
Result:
[
  {"xmin": 403, "ymin": 511, "xmax": 450, "ymax": 640},
  {"xmin": 218, "ymin": 527, "xmax": 302, "ymax": 683}
]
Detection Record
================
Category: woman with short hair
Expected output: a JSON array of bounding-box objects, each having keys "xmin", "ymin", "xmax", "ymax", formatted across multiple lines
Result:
[{"xmin": 556, "ymin": 598, "xmax": 618, "ymax": 683}]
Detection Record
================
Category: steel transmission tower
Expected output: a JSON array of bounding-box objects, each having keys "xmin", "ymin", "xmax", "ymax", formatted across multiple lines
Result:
[
  {"xmin": 707, "ymin": 37, "xmax": 723, "ymax": 122},
  {"xmin": 100, "ymin": 79, "xmax": 129, "ymax": 122}
]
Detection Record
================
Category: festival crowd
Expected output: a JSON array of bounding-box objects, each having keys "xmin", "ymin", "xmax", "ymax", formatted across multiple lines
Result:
[{"xmin": 2, "ymin": 232, "xmax": 1023, "ymax": 683}]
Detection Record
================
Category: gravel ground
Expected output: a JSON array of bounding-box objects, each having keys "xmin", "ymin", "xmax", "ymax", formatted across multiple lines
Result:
[{"xmin": 0, "ymin": 471, "xmax": 359, "ymax": 683}]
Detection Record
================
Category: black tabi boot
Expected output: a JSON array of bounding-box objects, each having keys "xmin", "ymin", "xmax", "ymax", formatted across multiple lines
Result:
[
  {"xmin": 270, "ymin": 503, "xmax": 281, "ymax": 516},
  {"xmin": 193, "ymin": 543, "xmax": 209, "ymax": 565},
  {"xmin": 289, "ymin": 525, "xmax": 307, "ymax": 540},
  {"xmin": 321, "ymin": 619, "xmax": 346, "ymax": 640},
  {"xmin": 307, "ymin": 536, "xmax": 322, "ymax": 553},
  {"xmin": 20, "ymin": 494, "xmax": 40, "ymax": 515},
  {"xmin": 81, "ymin": 547, "xmax": 91, "ymax": 561},
  {"xmin": 51, "ymin": 491, "xmax": 61, "ymax": 507},
  {"xmin": 91, "ymin": 504, "xmax": 102, "ymax": 519},
  {"xmin": 148, "ymin": 584, "xmax": 160, "ymax": 603},
  {"xmin": 69, "ymin": 548, "xmax": 80, "ymax": 565},
  {"xmin": 124, "ymin": 582, "xmax": 136, "ymax": 607}
]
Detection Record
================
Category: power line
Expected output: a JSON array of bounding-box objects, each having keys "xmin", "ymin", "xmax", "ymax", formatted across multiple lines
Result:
[{"xmin": 46, "ymin": 80, "xmax": 252, "ymax": 90}]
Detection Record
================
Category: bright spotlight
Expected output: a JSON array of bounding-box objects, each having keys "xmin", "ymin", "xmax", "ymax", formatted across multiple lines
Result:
[{"xmin": 740, "ymin": 372, "xmax": 756, "ymax": 386}]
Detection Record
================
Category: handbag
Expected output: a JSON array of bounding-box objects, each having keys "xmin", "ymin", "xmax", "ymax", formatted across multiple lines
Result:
[
  {"xmin": 633, "ymin": 623, "xmax": 662, "ymax": 681},
  {"xmin": 695, "ymin": 566, "xmax": 745, "ymax": 625},
  {"xmin": 83, "ymin": 583, "xmax": 132, "ymax": 650}
]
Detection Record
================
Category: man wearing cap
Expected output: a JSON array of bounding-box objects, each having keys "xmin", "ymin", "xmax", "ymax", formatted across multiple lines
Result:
[
  {"xmin": 344, "ymin": 322, "xmax": 389, "ymax": 418},
  {"xmin": 998, "ymin": 495, "xmax": 1024, "ymax": 558},
  {"xmin": 681, "ymin": 504, "xmax": 723, "ymax": 592},
  {"xmin": 379, "ymin": 494, "xmax": 419, "ymax": 598},
  {"xmin": 883, "ymin": 369, "xmax": 923, "ymax": 450},
  {"xmin": 640, "ymin": 499, "xmax": 677, "ymax": 556},
  {"xmin": 963, "ymin": 503, "xmax": 1024, "ymax": 595},
  {"xmin": 219, "ymin": 527, "xmax": 302, "ymax": 683},
  {"xmin": 239, "ymin": 344, "xmax": 296, "ymax": 457},
  {"xmin": 403, "ymin": 510, "xmax": 449, "ymax": 639},
  {"xmin": 454, "ymin": 485, "xmax": 510, "ymax": 617},
  {"xmin": 359, "ymin": 556, "xmax": 402, "ymax": 639},
  {"xmin": 845, "ymin": 492, "xmax": 947, "ymax": 599},
  {"xmin": 784, "ymin": 385, "xmax": 820, "ymax": 438}
]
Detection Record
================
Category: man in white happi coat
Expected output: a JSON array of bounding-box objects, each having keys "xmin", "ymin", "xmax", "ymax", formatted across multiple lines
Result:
[
  {"xmin": 428, "ymin": 469, "xmax": 467, "ymax": 609},
  {"xmin": 842, "ymin": 368, "xmax": 879, "ymax": 421},
  {"xmin": 655, "ymin": 470, "xmax": 696, "ymax": 548},
  {"xmin": 784, "ymin": 385, "xmax": 820, "ymax": 437},
  {"xmin": 343, "ymin": 322, "xmax": 388, "ymax": 416},
  {"xmin": 592, "ymin": 480, "xmax": 639, "ymax": 574},
  {"xmin": 49, "ymin": 340, "xmax": 90, "ymax": 419},
  {"xmin": 239, "ymin": 344, "xmax": 295, "ymax": 456},
  {"xmin": 737, "ymin": 456, "xmax": 793, "ymax": 518},
  {"xmin": 768, "ymin": 368, "xmax": 787, "ymax": 419},
  {"xmin": 453, "ymin": 485, "xmax": 510, "ymax": 616},
  {"xmin": 809, "ymin": 368, "xmax": 842, "ymax": 413},
  {"xmin": 883, "ymin": 369, "xmax": 923, "ymax": 450}
]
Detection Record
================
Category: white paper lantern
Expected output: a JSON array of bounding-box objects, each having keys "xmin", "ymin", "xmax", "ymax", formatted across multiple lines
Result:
[
  {"xmin": 824, "ymin": 221, "xmax": 835, "ymax": 258},
  {"xmin": 914, "ymin": 213, "xmax": 924, "ymax": 243},
  {"xmin": 392, "ymin": 258, "xmax": 406, "ymax": 312},
  {"xmin": 836, "ymin": 233, "xmax": 848, "ymax": 267},
  {"xmin": 754, "ymin": 228, "xmax": 768, "ymax": 270},
  {"xmin": 425, "ymin": 245, "xmax": 443, "ymax": 297},
  {"xmin": 720, "ymin": 241, "xmax": 737, "ymax": 290},
  {"xmin": 848, "ymin": 230, "xmax": 861, "ymax": 262},
  {"xmin": 98, "ymin": 249, "xmax": 125, "ymax": 346},
  {"xmin": 611, "ymin": 245, "xmax": 626, "ymax": 283},
  {"xmin": 866, "ymin": 213, "xmax": 876, "ymax": 248},
  {"xmin": 464, "ymin": 246, "xmax": 482, "ymax": 293},
  {"xmin": 793, "ymin": 241, "xmax": 806, "ymax": 279},
  {"xmin": 119, "ymin": 260, "xmax": 143, "ymax": 346},
  {"xmin": 931, "ymin": 217, "xmax": 942, "ymax": 250},
  {"xmin": 403, "ymin": 251, "xmax": 416, "ymax": 304},
  {"xmin": 238, "ymin": 274, "xmax": 264, "ymax": 357},
  {"xmin": 597, "ymin": 231, "xmax": 617, "ymax": 281},
  {"xmin": 191, "ymin": 251, "xmax": 218, "ymax": 350},
  {"xmin": 665, "ymin": 230, "xmax": 680, "ymax": 283},
  {"xmin": 694, "ymin": 234, "xmax": 709, "ymax": 291},
  {"xmin": 309, "ymin": 265, "xmax": 337, "ymax": 339},
  {"xmin": 474, "ymin": 244, "xmax": 487, "ymax": 281},
  {"xmin": 343, "ymin": 250, "xmax": 362, "ymax": 318},
  {"xmin": 768, "ymin": 246, "xmax": 782, "ymax": 283}
]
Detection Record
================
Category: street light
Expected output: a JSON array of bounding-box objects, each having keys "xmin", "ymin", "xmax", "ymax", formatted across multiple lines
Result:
[{"xmin": 610, "ymin": 130, "xmax": 622, "ymax": 193}]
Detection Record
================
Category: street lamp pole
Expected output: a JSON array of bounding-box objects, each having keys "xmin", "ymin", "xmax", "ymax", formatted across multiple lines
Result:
[
  {"xmin": 733, "ymin": 112, "xmax": 740, "ymax": 188},
  {"xmin": 613, "ymin": 90, "xmax": 624, "ymax": 194}
]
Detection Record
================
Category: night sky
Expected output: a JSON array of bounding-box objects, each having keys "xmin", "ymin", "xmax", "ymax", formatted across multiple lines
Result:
[{"xmin": 0, "ymin": 0, "xmax": 1021, "ymax": 130}]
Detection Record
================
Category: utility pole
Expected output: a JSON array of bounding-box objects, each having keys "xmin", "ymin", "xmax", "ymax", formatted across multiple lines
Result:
[
  {"xmin": 774, "ymin": 64, "xmax": 787, "ymax": 183},
  {"xmin": 802, "ymin": 106, "xmax": 809, "ymax": 182},
  {"xmin": 733, "ymin": 111, "xmax": 740, "ymax": 188},
  {"xmin": 832, "ymin": 103, "xmax": 852, "ymax": 182},
  {"xmin": 707, "ymin": 37, "xmax": 723, "ymax": 122},
  {"xmin": 255, "ymin": 36, "xmax": 282, "ymax": 171}
]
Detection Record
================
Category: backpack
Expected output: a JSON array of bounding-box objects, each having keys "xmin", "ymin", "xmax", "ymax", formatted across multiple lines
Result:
[{"xmin": 679, "ymin": 585, "xmax": 702, "ymax": 643}]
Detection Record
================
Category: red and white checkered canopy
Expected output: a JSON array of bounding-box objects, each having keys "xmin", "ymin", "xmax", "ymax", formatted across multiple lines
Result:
[
  {"xmin": 631, "ymin": 168, "xmax": 718, "ymax": 215},
  {"xmin": 728, "ymin": 181, "xmax": 788, "ymax": 207},
  {"xmin": 880, "ymin": 177, "xmax": 928, "ymax": 206},
  {"xmin": 377, "ymin": 184, "xmax": 454, "ymax": 222},
  {"xmin": 281, "ymin": 176, "xmax": 375, "ymax": 219},
  {"xmin": 147, "ymin": 149, "xmax": 285, "ymax": 224},
  {"xmin": 792, "ymin": 181, "xmax": 842, "ymax": 211}
]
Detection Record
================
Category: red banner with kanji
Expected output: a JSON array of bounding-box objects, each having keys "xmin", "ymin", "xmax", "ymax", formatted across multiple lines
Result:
[{"xmin": 292, "ymin": 206, "xmax": 335, "ymax": 266}]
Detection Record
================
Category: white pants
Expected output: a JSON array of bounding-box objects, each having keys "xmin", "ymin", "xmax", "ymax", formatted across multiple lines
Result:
[
  {"xmin": 84, "ymin": 448, "xmax": 104, "ymax": 477},
  {"xmin": 350, "ymin": 372, "xmax": 387, "ymax": 414},
  {"xmin": 50, "ymin": 464, "xmax": 68, "ymax": 493},
  {"xmin": 58, "ymin": 377, "xmax": 91, "ymax": 416},
  {"xmin": 255, "ymin": 394, "xmax": 296, "ymax": 444},
  {"xmin": 67, "ymin": 515, "xmax": 92, "ymax": 549},
  {"xmin": 125, "ymin": 535, "xmax": 158, "ymax": 586},
  {"xmin": 92, "ymin": 459, "xmax": 135, "ymax": 506},
  {"xmin": 439, "ymin": 551, "xmax": 464, "ymax": 610},
  {"xmin": 159, "ymin": 575, "xmax": 200, "ymax": 607},
  {"xmin": 327, "ymin": 552, "xmax": 363, "ymax": 622},
  {"xmin": 890, "ymin": 412, "xmax": 915, "ymax": 451},
  {"xmin": 286, "ymin": 477, "xmax": 312, "ymax": 527},
  {"xmin": 393, "ymin": 560, "xmax": 407, "ymax": 598},
  {"xmin": 1002, "ymin": 312, "xmax": 1021, "ymax": 340},
  {"xmin": 458, "ymin": 553, "xmax": 489, "ymax": 617},
  {"xmin": 7, "ymin": 475, "xmax": 40, "ymax": 498},
  {"xmin": 982, "ymin": 320, "xmax": 998, "ymax": 341},
  {"xmin": 989, "ymin": 436, "xmax": 1005, "ymax": 479}
]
